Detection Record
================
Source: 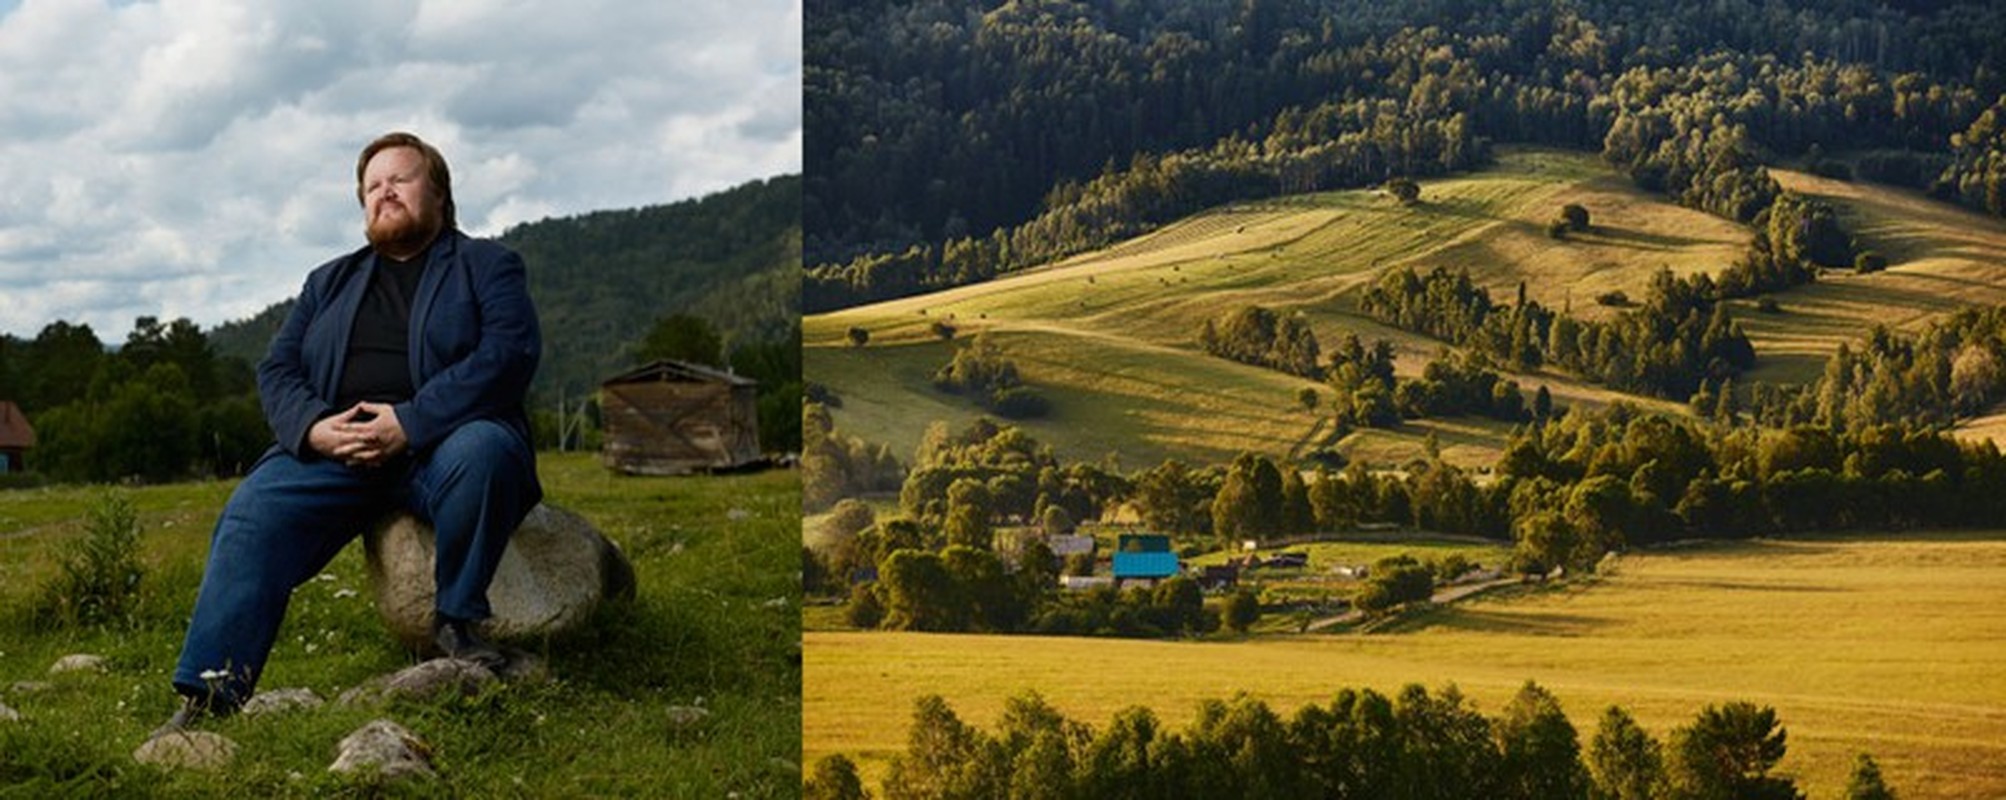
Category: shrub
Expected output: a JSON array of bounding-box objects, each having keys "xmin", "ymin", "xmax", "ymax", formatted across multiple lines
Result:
[
  {"xmin": 1385, "ymin": 177, "xmax": 1421, "ymax": 205},
  {"xmin": 990, "ymin": 386, "xmax": 1051, "ymax": 419},
  {"xmin": 1432, "ymin": 553, "xmax": 1473, "ymax": 582},
  {"xmin": 1547, "ymin": 220, "xmax": 1570, "ymax": 239},
  {"xmin": 1354, "ymin": 554, "xmax": 1434, "ymax": 614},
  {"xmin": 1810, "ymin": 159, "xmax": 1854, "ymax": 181},
  {"xmin": 1854, "ymin": 251, "xmax": 1887, "ymax": 273},
  {"xmin": 1844, "ymin": 753, "xmax": 1895, "ymax": 800},
  {"xmin": 1756, "ymin": 297, "xmax": 1782, "ymax": 314},
  {"xmin": 930, "ymin": 320, "xmax": 958, "ymax": 340},
  {"xmin": 1595, "ymin": 291, "xmax": 1631, "ymax": 307},
  {"xmin": 805, "ymin": 754, "xmax": 870, "ymax": 800},
  {"xmin": 1223, "ymin": 587, "xmax": 1262, "ymax": 633},
  {"xmin": 845, "ymin": 582, "xmax": 886, "ymax": 629},
  {"xmin": 37, "ymin": 492, "xmax": 144, "ymax": 629},
  {"xmin": 1561, "ymin": 203, "xmax": 1591, "ymax": 231},
  {"xmin": 846, "ymin": 326, "xmax": 870, "ymax": 347}
]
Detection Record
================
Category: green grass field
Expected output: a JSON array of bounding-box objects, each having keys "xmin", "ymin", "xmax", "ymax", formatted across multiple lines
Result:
[
  {"xmin": 804, "ymin": 532, "xmax": 2006, "ymax": 800},
  {"xmin": 0, "ymin": 453, "xmax": 801, "ymax": 797}
]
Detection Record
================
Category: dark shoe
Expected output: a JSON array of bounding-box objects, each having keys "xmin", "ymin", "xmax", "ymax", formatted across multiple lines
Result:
[
  {"xmin": 431, "ymin": 616, "xmax": 507, "ymax": 670},
  {"xmin": 148, "ymin": 695, "xmax": 208, "ymax": 741}
]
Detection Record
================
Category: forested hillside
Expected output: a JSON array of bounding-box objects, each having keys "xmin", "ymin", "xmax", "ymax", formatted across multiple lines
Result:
[{"xmin": 805, "ymin": 0, "xmax": 2006, "ymax": 310}]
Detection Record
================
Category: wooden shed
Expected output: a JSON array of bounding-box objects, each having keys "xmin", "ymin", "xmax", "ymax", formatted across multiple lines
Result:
[
  {"xmin": 0, "ymin": 401, "xmax": 35, "ymax": 475},
  {"xmin": 599, "ymin": 360, "xmax": 761, "ymax": 476}
]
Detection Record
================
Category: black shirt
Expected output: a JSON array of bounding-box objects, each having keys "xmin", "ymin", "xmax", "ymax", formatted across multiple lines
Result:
[{"xmin": 334, "ymin": 250, "xmax": 427, "ymax": 409}]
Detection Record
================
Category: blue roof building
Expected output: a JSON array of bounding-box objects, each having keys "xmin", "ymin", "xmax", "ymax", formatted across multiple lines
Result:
[{"xmin": 1111, "ymin": 533, "xmax": 1179, "ymax": 585}]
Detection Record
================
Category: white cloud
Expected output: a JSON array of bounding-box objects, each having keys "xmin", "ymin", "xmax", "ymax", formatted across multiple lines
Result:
[{"xmin": 0, "ymin": 0, "xmax": 800, "ymax": 338}]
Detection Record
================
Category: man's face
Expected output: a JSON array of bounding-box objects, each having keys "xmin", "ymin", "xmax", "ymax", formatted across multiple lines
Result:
[{"xmin": 362, "ymin": 146, "xmax": 443, "ymax": 253}]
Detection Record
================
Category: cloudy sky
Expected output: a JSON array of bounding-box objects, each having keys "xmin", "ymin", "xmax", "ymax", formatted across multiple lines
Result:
[{"xmin": 0, "ymin": 0, "xmax": 800, "ymax": 339}]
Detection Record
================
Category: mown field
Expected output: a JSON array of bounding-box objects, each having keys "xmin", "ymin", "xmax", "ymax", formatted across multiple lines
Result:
[
  {"xmin": 804, "ymin": 533, "xmax": 2006, "ymax": 800},
  {"xmin": 0, "ymin": 453, "xmax": 801, "ymax": 797},
  {"xmin": 1744, "ymin": 168, "xmax": 2006, "ymax": 386}
]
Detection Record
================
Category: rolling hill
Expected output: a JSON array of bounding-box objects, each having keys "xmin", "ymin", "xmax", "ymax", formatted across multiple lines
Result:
[{"xmin": 804, "ymin": 148, "xmax": 2006, "ymax": 469}]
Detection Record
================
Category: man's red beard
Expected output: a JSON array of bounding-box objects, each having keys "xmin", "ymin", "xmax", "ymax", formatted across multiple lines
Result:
[{"xmin": 366, "ymin": 201, "xmax": 442, "ymax": 254}]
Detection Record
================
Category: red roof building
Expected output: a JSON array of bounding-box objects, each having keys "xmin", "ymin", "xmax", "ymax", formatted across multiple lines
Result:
[{"xmin": 0, "ymin": 401, "xmax": 36, "ymax": 474}]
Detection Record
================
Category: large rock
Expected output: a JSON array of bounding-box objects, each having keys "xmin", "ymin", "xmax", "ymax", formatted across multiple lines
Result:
[{"xmin": 364, "ymin": 504, "xmax": 635, "ymax": 653}]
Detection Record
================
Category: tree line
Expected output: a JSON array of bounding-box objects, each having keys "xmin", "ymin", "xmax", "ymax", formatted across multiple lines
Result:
[
  {"xmin": 807, "ymin": 683, "xmax": 1895, "ymax": 800},
  {"xmin": 1198, "ymin": 304, "xmax": 1537, "ymax": 437},
  {"xmin": 0, "ymin": 318, "xmax": 265, "ymax": 484},
  {"xmin": 807, "ymin": 375, "xmax": 2006, "ymax": 628},
  {"xmin": 1737, "ymin": 306, "xmax": 2006, "ymax": 433},
  {"xmin": 4, "ymin": 310, "xmax": 801, "ymax": 485},
  {"xmin": 1359, "ymin": 266, "xmax": 1757, "ymax": 400}
]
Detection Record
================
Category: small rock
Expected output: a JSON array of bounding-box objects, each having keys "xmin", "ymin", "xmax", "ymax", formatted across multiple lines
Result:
[
  {"xmin": 381, "ymin": 658, "xmax": 497, "ymax": 703},
  {"xmin": 134, "ymin": 730, "xmax": 237, "ymax": 770},
  {"xmin": 49, "ymin": 654, "xmax": 108, "ymax": 674},
  {"xmin": 241, "ymin": 688, "xmax": 325, "ymax": 716},
  {"xmin": 329, "ymin": 719, "xmax": 434, "ymax": 781},
  {"xmin": 665, "ymin": 705, "xmax": 709, "ymax": 730},
  {"xmin": 725, "ymin": 507, "xmax": 751, "ymax": 521},
  {"xmin": 9, "ymin": 681, "xmax": 52, "ymax": 695},
  {"xmin": 0, "ymin": 702, "xmax": 20, "ymax": 722}
]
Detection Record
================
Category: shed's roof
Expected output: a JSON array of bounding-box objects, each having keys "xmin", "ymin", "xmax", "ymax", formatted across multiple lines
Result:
[
  {"xmin": 0, "ymin": 401, "xmax": 34, "ymax": 449},
  {"xmin": 602, "ymin": 359, "xmax": 758, "ymax": 388}
]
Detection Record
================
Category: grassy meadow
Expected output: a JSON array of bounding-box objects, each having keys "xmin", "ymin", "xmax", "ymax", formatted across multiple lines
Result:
[
  {"xmin": 804, "ymin": 532, "xmax": 2006, "ymax": 800},
  {"xmin": 0, "ymin": 452, "xmax": 801, "ymax": 798}
]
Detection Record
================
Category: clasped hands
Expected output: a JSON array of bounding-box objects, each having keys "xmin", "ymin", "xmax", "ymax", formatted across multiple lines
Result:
[{"xmin": 308, "ymin": 402, "xmax": 408, "ymax": 468}]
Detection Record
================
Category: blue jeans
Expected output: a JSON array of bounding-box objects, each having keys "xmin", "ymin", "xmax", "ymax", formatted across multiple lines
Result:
[{"xmin": 172, "ymin": 420, "xmax": 537, "ymax": 709}]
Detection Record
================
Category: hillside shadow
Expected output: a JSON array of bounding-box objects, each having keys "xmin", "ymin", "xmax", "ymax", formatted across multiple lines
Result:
[
  {"xmin": 1384, "ymin": 606, "xmax": 1617, "ymax": 637},
  {"xmin": 1578, "ymin": 226, "xmax": 1730, "ymax": 252},
  {"xmin": 1652, "ymin": 578, "xmax": 1847, "ymax": 594}
]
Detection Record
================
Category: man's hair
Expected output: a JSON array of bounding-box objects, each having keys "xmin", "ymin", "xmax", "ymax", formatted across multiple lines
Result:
[{"xmin": 356, "ymin": 132, "xmax": 457, "ymax": 231}]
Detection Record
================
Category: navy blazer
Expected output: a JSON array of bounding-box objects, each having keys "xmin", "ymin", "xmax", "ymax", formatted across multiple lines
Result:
[{"xmin": 257, "ymin": 230, "xmax": 541, "ymax": 490}]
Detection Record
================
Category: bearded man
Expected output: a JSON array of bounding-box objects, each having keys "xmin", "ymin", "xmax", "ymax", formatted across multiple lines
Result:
[{"xmin": 159, "ymin": 132, "xmax": 542, "ymax": 732}]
